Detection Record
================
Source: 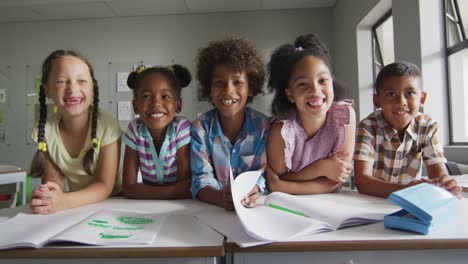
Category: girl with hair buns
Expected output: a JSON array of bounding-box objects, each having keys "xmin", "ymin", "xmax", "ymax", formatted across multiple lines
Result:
[
  {"xmin": 121, "ymin": 64, "xmax": 192, "ymax": 199},
  {"xmin": 266, "ymin": 33, "xmax": 356, "ymax": 194},
  {"xmin": 29, "ymin": 50, "xmax": 122, "ymax": 214}
]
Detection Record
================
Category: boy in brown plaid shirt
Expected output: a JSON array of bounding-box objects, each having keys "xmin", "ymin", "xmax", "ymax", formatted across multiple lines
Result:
[{"xmin": 353, "ymin": 61, "xmax": 461, "ymax": 198}]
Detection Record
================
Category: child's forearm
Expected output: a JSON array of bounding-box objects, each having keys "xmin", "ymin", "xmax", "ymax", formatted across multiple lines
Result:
[
  {"xmin": 168, "ymin": 178, "xmax": 192, "ymax": 198},
  {"xmin": 279, "ymin": 169, "xmax": 322, "ymax": 181},
  {"xmin": 196, "ymin": 186, "xmax": 224, "ymax": 207},
  {"xmin": 122, "ymin": 180, "xmax": 191, "ymax": 200},
  {"xmin": 268, "ymin": 176, "xmax": 341, "ymax": 195},
  {"xmin": 278, "ymin": 159, "xmax": 328, "ymax": 181},
  {"xmin": 61, "ymin": 181, "xmax": 114, "ymax": 210},
  {"xmin": 355, "ymin": 173, "xmax": 409, "ymax": 198}
]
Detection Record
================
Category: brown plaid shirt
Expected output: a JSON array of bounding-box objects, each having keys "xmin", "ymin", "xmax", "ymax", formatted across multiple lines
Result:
[{"xmin": 354, "ymin": 110, "xmax": 446, "ymax": 184}]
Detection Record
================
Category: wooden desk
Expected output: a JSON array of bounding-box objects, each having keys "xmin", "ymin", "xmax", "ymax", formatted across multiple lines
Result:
[
  {"xmin": 225, "ymin": 192, "xmax": 468, "ymax": 264},
  {"xmin": 0, "ymin": 198, "xmax": 225, "ymax": 263},
  {"xmin": 0, "ymin": 166, "xmax": 26, "ymax": 206}
]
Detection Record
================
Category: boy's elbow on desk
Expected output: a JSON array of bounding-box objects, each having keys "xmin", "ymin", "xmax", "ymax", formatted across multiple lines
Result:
[
  {"xmin": 354, "ymin": 173, "xmax": 390, "ymax": 198},
  {"xmin": 354, "ymin": 173, "xmax": 372, "ymax": 195}
]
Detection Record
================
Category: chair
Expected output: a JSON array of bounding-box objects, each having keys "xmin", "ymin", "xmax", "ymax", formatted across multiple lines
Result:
[
  {"xmin": 0, "ymin": 183, "xmax": 19, "ymax": 208},
  {"xmin": 421, "ymin": 161, "xmax": 465, "ymax": 176},
  {"xmin": 456, "ymin": 163, "xmax": 468, "ymax": 174},
  {"xmin": 0, "ymin": 165, "xmax": 27, "ymax": 207}
]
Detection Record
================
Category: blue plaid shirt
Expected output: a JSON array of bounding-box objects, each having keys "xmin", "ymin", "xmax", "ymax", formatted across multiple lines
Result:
[{"xmin": 190, "ymin": 107, "xmax": 270, "ymax": 198}]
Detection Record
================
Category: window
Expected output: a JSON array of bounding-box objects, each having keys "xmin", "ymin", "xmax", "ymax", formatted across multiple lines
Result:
[
  {"xmin": 445, "ymin": 0, "xmax": 468, "ymax": 144},
  {"xmin": 372, "ymin": 11, "xmax": 394, "ymax": 85}
]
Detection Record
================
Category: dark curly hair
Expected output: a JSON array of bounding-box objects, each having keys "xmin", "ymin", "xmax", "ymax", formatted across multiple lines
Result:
[
  {"xmin": 30, "ymin": 49, "xmax": 100, "ymax": 177},
  {"xmin": 375, "ymin": 61, "xmax": 422, "ymax": 95},
  {"xmin": 127, "ymin": 64, "xmax": 192, "ymax": 98},
  {"xmin": 268, "ymin": 33, "xmax": 346, "ymax": 115},
  {"xmin": 196, "ymin": 36, "xmax": 265, "ymax": 102}
]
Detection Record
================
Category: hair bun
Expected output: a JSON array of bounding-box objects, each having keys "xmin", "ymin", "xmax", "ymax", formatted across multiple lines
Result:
[
  {"xmin": 126, "ymin": 71, "xmax": 139, "ymax": 90},
  {"xmin": 294, "ymin": 33, "xmax": 329, "ymax": 56},
  {"xmin": 171, "ymin": 64, "xmax": 192, "ymax": 88}
]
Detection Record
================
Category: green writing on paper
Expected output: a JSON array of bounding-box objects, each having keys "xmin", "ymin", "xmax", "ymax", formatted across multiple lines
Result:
[
  {"xmin": 99, "ymin": 233, "xmax": 132, "ymax": 239},
  {"xmin": 116, "ymin": 216, "xmax": 153, "ymax": 225},
  {"xmin": 93, "ymin": 220, "xmax": 109, "ymax": 224},
  {"xmin": 112, "ymin": 226, "xmax": 144, "ymax": 230},
  {"xmin": 88, "ymin": 222, "xmax": 111, "ymax": 228},
  {"xmin": 268, "ymin": 203, "xmax": 309, "ymax": 218}
]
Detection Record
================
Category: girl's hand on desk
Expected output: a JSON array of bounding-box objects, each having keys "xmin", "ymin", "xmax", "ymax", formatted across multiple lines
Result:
[
  {"xmin": 241, "ymin": 185, "xmax": 259, "ymax": 208},
  {"xmin": 30, "ymin": 186, "xmax": 52, "ymax": 214},
  {"xmin": 34, "ymin": 181, "xmax": 67, "ymax": 213}
]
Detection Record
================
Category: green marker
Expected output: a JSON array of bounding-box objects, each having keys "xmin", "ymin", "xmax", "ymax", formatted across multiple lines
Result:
[{"xmin": 268, "ymin": 203, "xmax": 309, "ymax": 218}]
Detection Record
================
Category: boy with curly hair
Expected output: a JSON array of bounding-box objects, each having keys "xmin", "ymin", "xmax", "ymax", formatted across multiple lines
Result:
[{"xmin": 191, "ymin": 36, "xmax": 270, "ymax": 210}]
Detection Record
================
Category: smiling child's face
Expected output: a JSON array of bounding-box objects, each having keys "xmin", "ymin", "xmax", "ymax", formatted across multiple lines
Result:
[
  {"xmin": 210, "ymin": 64, "xmax": 252, "ymax": 120},
  {"xmin": 285, "ymin": 55, "xmax": 334, "ymax": 120},
  {"xmin": 45, "ymin": 55, "xmax": 94, "ymax": 119},
  {"xmin": 133, "ymin": 73, "xmax": 180, "ymax": 135},
  {"xmin": 374, "ymin": 75, "xmax": 427, "ymax": 133}
]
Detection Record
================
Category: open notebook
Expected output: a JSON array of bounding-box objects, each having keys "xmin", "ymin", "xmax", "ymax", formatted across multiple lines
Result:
[
  {"xmin": 196, "ymin": 170, "xmax": 398, "ymax": 247},
  {"xmin": 0, "ymin": 209, "xmax": 166, "ymax": 249}
]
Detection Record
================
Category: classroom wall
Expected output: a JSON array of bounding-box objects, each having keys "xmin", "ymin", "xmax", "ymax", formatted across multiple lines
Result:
[
  {"xmin": 332, "ymin": 0, "xmax": 387, "ymax": 121},
  {"xmin": 333, "ymin": 0, "xmax": 468, "ymax": 164},
  {"xmin": 0, "ymin": 8, "xmax": 333, "ymax": 169},
  {"xmin": 393, "ymin": 0, "xmax": 449, "ymax": 146}
]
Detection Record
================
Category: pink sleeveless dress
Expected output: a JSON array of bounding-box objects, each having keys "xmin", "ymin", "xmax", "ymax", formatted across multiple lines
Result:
[{"xmin": 277, "ymin": 100, "xmax": 352, "ymax": 172}]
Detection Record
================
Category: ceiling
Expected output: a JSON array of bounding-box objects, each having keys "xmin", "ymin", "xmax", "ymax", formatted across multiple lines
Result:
[{"xmin": 0, "ymin": 0, "xmax": 336, "ymax": 23}]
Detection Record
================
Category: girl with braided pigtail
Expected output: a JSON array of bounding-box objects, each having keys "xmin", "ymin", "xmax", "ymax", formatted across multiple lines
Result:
[{"xmin": 29, "ymin": 50, "xmax": 122, "ymax": 214}]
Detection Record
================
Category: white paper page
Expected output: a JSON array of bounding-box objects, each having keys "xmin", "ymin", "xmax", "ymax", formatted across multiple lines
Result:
[
  {"xmin": 195, "ymin": 211, "xmax": 270, "ymax": 248},
  {"xmin": 264, "ymin": 192, "xmax": 398, "ymax": 229},
  {"xmin": 0, "ymin": 210, "xmax": 94, "ymax": 249},
  {"xmin": 51, "ymin": 209, "xmax": 166, "ymax": 246},
  {"xmin": 231, "ymin": 170, "xmax": 329, "ymax": 242}
]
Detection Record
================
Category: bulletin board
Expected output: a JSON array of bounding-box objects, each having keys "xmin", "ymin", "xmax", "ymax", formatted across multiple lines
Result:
[
  {"xmin": 107, "ymin": 61, "xmax": 139, "ymax": 130},
  {"xmin": 0, "ymin": 65, "xmax": 12, "ymax": 145}
]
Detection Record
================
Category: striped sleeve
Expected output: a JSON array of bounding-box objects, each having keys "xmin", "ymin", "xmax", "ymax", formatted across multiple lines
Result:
[
  {"xmin": 175, "ymin": 117, "xmax": 191, "ymax": 149},
  {"xmin": 122, "ymin": 120, "xmax": 139, "ymax": 150}
]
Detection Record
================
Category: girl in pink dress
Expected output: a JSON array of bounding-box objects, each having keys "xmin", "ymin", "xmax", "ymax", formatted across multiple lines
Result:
[{"xmin": 266, "ymin": 33, "xmax": 356, "ymax": 194}]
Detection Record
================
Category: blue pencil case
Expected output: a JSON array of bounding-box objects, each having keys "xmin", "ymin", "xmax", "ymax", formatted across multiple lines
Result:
[{"xmin": 384, "ymin": 183, "xmax": 459, "ymax": 234}]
